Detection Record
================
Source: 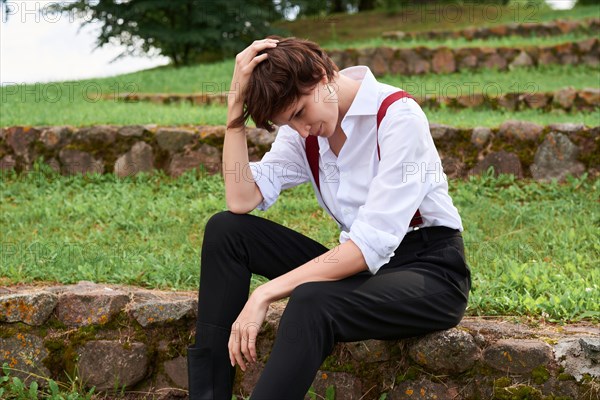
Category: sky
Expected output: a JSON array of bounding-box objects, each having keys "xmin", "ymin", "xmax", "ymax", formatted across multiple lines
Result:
[
  {"xmin": 0, "ymin": 0, "xmax": 577, "ymax": 86},
  {"xmin": 0, "ymin": 0, "xmax": 170, "ymax": 85}
]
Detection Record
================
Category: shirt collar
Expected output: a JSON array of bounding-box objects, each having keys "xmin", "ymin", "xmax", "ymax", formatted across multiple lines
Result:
[{"xmin": 340, "ymin": 66, "xmax": 378, "ymax": 117}]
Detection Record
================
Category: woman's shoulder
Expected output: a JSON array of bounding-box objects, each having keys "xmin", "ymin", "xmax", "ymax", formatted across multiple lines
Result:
[{"xmin": 376, "ymin": 82, "xmax": 427, "ymax": 121}]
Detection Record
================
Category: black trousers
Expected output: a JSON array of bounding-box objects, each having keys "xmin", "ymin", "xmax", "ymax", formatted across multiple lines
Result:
[{"xmin": 188, "ymin": 211, "xmax": 471, "ymax": 400}]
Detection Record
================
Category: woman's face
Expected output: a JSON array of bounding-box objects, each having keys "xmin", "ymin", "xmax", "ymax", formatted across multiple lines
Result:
[{"xmin": 271, "ymin": 79, "xmax": 339, "ymax": 139}]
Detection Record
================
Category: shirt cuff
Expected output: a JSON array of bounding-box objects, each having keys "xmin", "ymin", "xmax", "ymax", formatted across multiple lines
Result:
[
  {"xmin": 249, "ymin": 162, "xmax": 281, "ymax": 211},
  {"xmin": 339, "ymin": 220, "xmax": 401, "ymax": 275}
]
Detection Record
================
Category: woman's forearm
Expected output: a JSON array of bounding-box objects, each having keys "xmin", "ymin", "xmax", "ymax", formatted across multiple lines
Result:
[{"xmin": 254, "ymin": 240, "xmax": 368, "ymax": 303}]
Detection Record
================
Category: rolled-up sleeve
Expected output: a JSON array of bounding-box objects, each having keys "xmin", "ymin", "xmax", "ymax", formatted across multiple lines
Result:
[
  {"xmin": 249, "ymin": 126, "xmax": 311, "ymax": 211},
  {"xmin": 340, "ymin": 104, "xmax": 436, "ymax": 274}
]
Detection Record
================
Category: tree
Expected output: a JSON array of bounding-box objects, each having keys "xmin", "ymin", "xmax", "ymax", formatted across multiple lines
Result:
[{"xmin": 47, "ymin": 0, "xmax": 288, "ymax": 66}]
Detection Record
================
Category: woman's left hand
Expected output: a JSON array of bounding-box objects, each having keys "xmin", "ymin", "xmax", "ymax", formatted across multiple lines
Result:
[{"xmin": 228, "ymin": 289, "xmax": 270, "ymax": 371}]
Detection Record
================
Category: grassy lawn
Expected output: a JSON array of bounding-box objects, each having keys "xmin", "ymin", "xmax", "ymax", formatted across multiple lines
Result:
[
  {"xmin": 275, "ymin": 4, "xmax": 599, "ymax": 44},
  {"xmin": 2, "ymin": 97, "xmax": 597, "ymax": 128},
  {"xmin": 1, "ymin": 163, "xmax": 598, "ymax": 322},
  {"xmin": 2, "ymin": 63, "xmax": 598, "ymax": 128}
]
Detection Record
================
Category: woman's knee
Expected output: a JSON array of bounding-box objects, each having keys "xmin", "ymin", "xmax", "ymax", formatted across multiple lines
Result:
[
  {"xmin": 286, "ymin": 282, "xmax": 333, "ymax": 318},
  {"xmin": 204, "ymin": 210, "xmax": 247, "ymax": 239}
]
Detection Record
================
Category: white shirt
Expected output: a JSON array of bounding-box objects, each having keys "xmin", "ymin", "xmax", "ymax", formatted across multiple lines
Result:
[{"xmin": 249, "ymin": 66, "xmax": 463, "ymax": 275}]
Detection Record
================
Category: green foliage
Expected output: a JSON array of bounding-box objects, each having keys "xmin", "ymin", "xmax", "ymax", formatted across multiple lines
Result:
[
  {"xmin": 46, "ymin": 0, "xmax": 288, "ymax": 66},
  {"xmin": 0, "ymin": 363, "xmax": 95, "ymax": 400},
  {"xmin": 1, "ymin": 161, "xmax": 598, "ymax": 322}
]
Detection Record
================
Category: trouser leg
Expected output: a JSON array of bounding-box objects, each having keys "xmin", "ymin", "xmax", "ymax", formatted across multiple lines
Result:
[
  {"xmin": 250, "ymin": 229, "xmax": 471, "ymax": 400},
  {"xmin": 188, "ymin": 211, "xmax": 328, "ymax": 400}
]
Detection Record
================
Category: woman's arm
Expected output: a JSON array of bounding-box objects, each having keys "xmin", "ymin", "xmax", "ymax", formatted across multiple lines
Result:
[
  {"xmin": 228, "ymin": 239, "xmax": 367, "ymax": 370},
  {"xmin": 223, "ymin": 39, "xmax": 278, "ymax": 214},
  {"xmin": 253, "ymin": 239, "xmax": 368, "ymax": 303}
]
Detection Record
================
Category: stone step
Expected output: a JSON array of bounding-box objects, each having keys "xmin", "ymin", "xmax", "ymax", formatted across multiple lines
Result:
[
  {"xmin": 1, "ymin": 121, "xmax": 598, "ymax": 181},
  {"xmin": 381, "ymin": 17, "xmax": 599, "ymax": 41},
  {"xmin": 0, "ymin": 282, "xmax": 598, "ymax": 399},
  {"xmin": 326, "ymin": 38, "xmax": 600, "ymax": 76}
]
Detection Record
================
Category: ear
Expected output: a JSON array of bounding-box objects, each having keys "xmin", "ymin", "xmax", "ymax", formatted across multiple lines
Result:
[{"xmin": 319, "ymin": 68, "xmax": 328, "ymax": 84}]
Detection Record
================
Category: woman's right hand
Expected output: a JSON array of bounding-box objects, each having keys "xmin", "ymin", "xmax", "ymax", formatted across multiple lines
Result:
[{"xmin": 228, "ymin": 38, "xmax": 279, "ymax": 109}]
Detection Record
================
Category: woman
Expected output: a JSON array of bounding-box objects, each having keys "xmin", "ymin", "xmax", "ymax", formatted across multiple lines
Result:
[{"xmin": 187, "ymin": 36, "xmax": 471, "ymax": 400}]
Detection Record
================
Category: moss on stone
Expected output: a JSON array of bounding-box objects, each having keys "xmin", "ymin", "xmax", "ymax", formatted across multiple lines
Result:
[
  {"xmin": 0, "ymin": 325, "xmax": 19, "ymax": 339},
  {"xmin": 532, "ymin": 365, "xmax": 550, "ymax": 384},
  {"xmin": 558, "ymin": 373, "xmax": 575, "ymax": 381},
  {"xmin": 493, "ymin": 383, "xmax": 543, "ymax": 400},
  {"xmin": 495, "ymin": 376, "xmax": 512, "ymax": 388},
  {"xmin": 396, "ymin": 366, "xmax": 420, "ymax": 383}
]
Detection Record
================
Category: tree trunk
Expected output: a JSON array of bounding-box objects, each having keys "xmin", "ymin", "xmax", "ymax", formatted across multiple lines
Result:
[
  {"xmin": 332, "ymin": 0, "xmax": 344, "ymax": 13},
  {"xmin": 358, "ymin": 0, "xmax": 376, "ymax": 11}
]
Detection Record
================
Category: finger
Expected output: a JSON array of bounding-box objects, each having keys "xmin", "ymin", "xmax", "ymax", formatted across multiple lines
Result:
[
  {"xmin": 241, "ymin": 335, "xmax": 253, "ymax": 365},
  {"xmin": 248, "ymin": 333, "xmax": 258, "ymax": 363},
  {"xmin": 234, "ymin": 347, "xmax": 246, "ymax": 371},
  {"xmin": 244, "ymin": 42, "xmax": 278, "ymax": 59},
  {"xmin": 249, "ymin": 53, "xmax": 269, "ymax": 67},
  {"xmin": 230, "ymin": 333, "xmax": 246, "ymax": 371}
]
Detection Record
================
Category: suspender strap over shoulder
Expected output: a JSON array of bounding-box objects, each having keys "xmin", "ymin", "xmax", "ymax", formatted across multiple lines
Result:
[{"xmin": 306, "ymin": 91, "xmax": 423, "ymax": 228}]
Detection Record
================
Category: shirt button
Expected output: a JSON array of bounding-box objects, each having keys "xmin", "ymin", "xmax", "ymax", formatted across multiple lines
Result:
[{"xmin": 343, "ymin": 207, "xmax": 351, "ymax": 214}]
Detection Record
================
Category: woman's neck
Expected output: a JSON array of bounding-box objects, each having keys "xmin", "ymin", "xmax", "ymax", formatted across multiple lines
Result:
[{"xmin": 332, "ymin": 72, "xmax": 362, "ymax": 123}]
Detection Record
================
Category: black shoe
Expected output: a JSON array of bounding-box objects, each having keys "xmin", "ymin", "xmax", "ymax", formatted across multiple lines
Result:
[{"xmin": 187, "ymin": 324, "xmax": 236, "ymax": 400}]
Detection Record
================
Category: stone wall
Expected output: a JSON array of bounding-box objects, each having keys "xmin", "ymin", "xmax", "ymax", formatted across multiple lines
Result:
[
  {"xmin": 105, "ymin": 87, "xmax": 600, "ymax": 113},
  {"xmin": 327, "ymin": 38, "xmax": 599, "ymax": 76},
  {"xmin": 1, "ymin": 121, "xmax": 598, "ymax": 182},
  {"xmin": 1, "ymin": 282, "xmax": 598, "ymax": 399},
  {"xmin": 382, "ymin": 17, "xmax": 599, "ymax": 41}
]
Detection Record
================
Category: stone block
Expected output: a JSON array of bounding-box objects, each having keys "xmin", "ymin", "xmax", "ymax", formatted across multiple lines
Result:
[
  {"xmin": 0, "ymin": 334, "xmax": 50, "ymax": 383},
  {"xmin": 164, "ymin": 356, "xmax": 188, "ymax": 388},
  {"xmin": 0, "ymin": 291, "xmax": 58, "ymax": 326},
  {"xmin": 555, "ymin": 337, "xmax": 600, "ymax": 381},
  {"xmin": 77, "ymin": 340, "xmax": 149, "ymax": 391},
  {"xmin": 129, "ymin": 299, "xmax": 195, "ymax": 327},
  {"xmin": 58, "ymin": 149, "xmax": 104, "ymax": 176},
  {"xmin": 345, "ymin": 339, "xmax": 391, "ymax": 362},
  {"xmin": 498, "ymin": 120, "xmax": 544, "ymax": 141},
  {"xmin": 114, "ymin": 141, "xmax": 154, "ymax": 178},
  {"xmin": 155, "ymin": 128, "xmax": 196, "ymax": 153},
  {"xmin": 408, "ymin": 328, "xmax": 480, "ymax": 374},
  {"xmin": 167, "ymin": 144, "xmax": 221, "ymax": 177},
  {"xmin": 469, "ymin": 151, "xmax": 523, "ymax": 178},
  {"xmin": 530, "ymin": 132, "xmax": 585, "ymax": 182},
  {"xmin": 471, "ymin": 126, "xmax": 492, "ymax": 148},
  {"xmin": 483, "ymin": 339, "xmax": 553, "ymax": 374},
  {"xmin": 57, "ymin": 289, "xmax": 129, "ymax": 327}
]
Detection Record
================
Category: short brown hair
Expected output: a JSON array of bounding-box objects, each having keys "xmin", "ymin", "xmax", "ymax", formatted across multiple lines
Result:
[{"xmin": 228, "ymin": 36, "xmax": 338, "ymax": 132}]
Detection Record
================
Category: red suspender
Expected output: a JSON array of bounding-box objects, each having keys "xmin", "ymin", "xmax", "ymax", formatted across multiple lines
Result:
[{"xmin": 306, "ymin": 91, "xmax": 423, "ymax": 228}]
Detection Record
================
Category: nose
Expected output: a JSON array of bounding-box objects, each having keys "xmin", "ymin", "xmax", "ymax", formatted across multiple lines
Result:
[{"xmin": 290, "ymin": 121, "xmax": 311, "ymax": 138}]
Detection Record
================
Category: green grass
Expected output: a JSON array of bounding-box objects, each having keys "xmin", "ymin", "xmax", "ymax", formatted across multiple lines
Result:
[
  {"xmin": 3, "ymin": 98, "xmax": 597, "ymax": 128},
  {"xmin": 3, "ymin": 63, "xmax": 596, "ymax": 96},
  {"xmin": 276, "ymin": 4, "xmax": 599, "ymax": 44},
  {"xmin": 2, "ymin": 161, "xmax": 598, "ymax": 322},
  {"xmin": 2, "ymin": 62, "xmax": 598, "ymax": 128},
  {"xmin": 423, "ymin": 107, "xmax": 599, "ymax": 128},
  {"xmin": 383, "ymin": 64, "xmax": 600, "ymax": 97}
]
